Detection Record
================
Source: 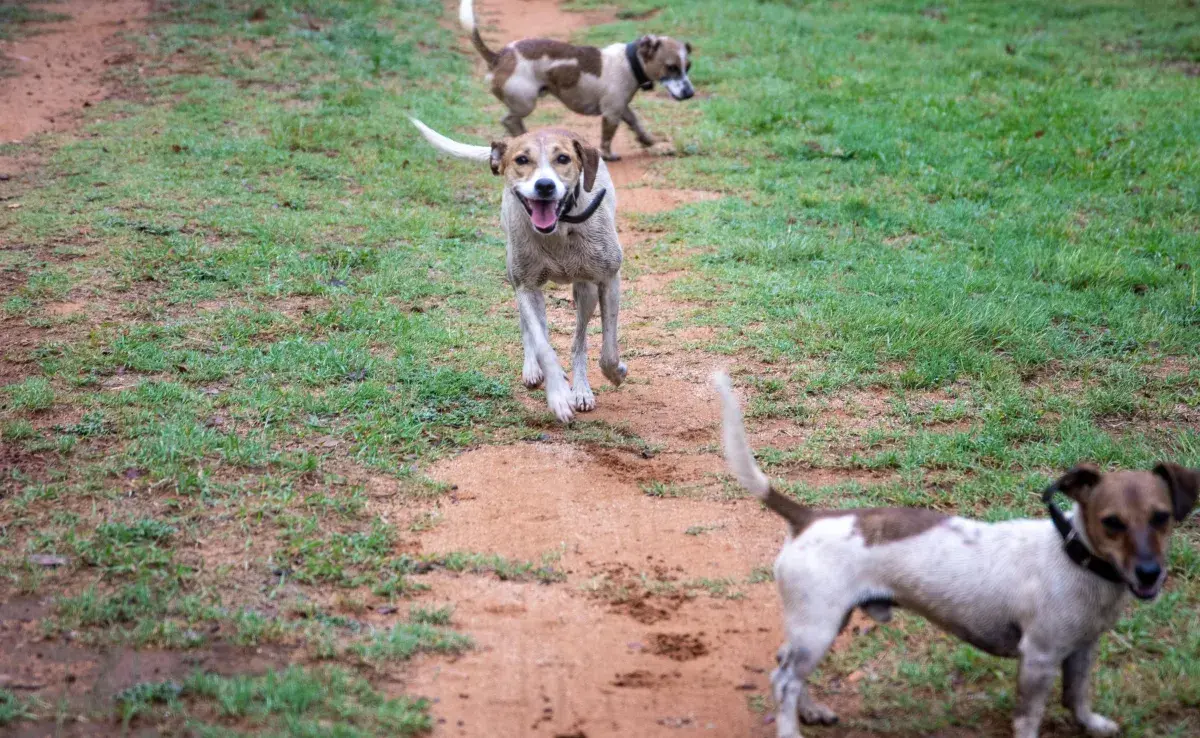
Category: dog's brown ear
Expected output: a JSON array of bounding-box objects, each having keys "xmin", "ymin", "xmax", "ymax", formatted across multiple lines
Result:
[
  {"xmin": 1052, "ymin": 463, "xmax": 1102, "ymax": 503},
  {"xmin": 637, "ymin": 34, "xmax": 661, "ymax": 58},
  {"xmin": 573, "ymin": 138, "xmax": 600, "ymax": 192},
  {"xmin": 1154, "ymin": 463, "xmax": 1200, "ymax": 521},
  {"xmin": 685, "ymin": 41, "xmax": 693, "ymax": 55},
  {"xmin": 489, "ymin": 141, "xmax": 507, "ymax": 176}
]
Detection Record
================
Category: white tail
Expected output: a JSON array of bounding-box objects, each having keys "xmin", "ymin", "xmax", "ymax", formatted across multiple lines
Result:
[
  {"xmin": 408, "ymin": 118, "xmax": 491, "ymax": 163},
  {"xmin": 459, "ymin": 0, "xmax": 475, "ymax": 31},
  {"xmin": 713, "ymin": 371, "xmax": 771, "ymax": 500}
]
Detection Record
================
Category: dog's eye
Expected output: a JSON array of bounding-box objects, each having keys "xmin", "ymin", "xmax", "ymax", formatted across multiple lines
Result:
[
  {"xmin": 1101, "ymin": 515, "xmax": 1127, "ymax": 535},
  {"xmin": 556, "ymin": 154, "xmax": 571, "ymax": 165},
  {"xmin": 515, "ymin": 155, "xmax": 530, "ymax": 166},
  {"xmin": 1149, "ymin": 511, "xmax": 1171, "ymax": 529},
  {"xmin": 667, "ymin": 64, "xmax": 680, "ymax": 75}
]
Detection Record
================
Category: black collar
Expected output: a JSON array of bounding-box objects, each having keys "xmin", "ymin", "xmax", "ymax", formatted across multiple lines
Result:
[
  {"xmin": 559, "ymin": 184, "xmax": 607, "ymax": 225},
  {"xmin": 625, "ymin": 42, "xmax": 653, "ymax": 91},
  {"xmin": 1042, "ymin": 482, "xmax": 1124, "ymax": 585}
]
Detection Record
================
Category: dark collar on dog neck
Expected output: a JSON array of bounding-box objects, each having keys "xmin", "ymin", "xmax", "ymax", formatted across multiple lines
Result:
[
  {"xmin": 559, "ymin": 184, "xmax": 607, "ymax": 225},
  {"xmin": 1042, "ymin": 482, "xmax": 1124, "ymax": 585},
  {"xmin": 626, "ymin": 42, "xmax": 653, "ymax": 91}
]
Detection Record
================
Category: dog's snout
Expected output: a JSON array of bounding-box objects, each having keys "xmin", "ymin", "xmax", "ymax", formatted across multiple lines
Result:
[
  {"xmin": 1134, "ymin": 560, "xmax": 1162, "ymax": 586},
  {"xmin": 534, "ymin": 178, "xmax": 556, "ymax": 198},
  {"xmin": 679, "ymin": 85, "xmax": 695, "ymax": 100}
]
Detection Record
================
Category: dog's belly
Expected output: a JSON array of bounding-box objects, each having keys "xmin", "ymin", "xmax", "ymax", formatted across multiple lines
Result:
[{"xmin": 906, "ymin": 603, "xmax": 1023, "ymax": 658}]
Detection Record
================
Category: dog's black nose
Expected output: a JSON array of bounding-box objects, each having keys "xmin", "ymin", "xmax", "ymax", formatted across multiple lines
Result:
[
  {"xmin": 1135, "ymin": 561, "xmax": 1162, "ymax": 587},
  {"xmin": 680, "ymin": 87, "xmax": 695, "ymax": 100},
  {"xmin": 534, "ymin": 178, "xmax": 556, "ymax": 198}
]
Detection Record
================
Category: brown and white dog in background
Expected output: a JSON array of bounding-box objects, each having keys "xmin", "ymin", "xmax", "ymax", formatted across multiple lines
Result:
[
  {"xmin": 715, "ymin": 372, "xmax": 1198, "ymax": 738},
  {"xmin": 460, "ymin": 0, "xmax": 694, "ymax": 161}
]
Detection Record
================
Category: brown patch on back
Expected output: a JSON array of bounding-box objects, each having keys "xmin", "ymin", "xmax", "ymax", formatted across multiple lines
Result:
[
  {"xmin": 514, "ymin": 39, "xmax": 603, "ymax": 78},
  {"xmin": 853, "ymin": 507, "xmax": 947, "ymax": 546},
  {"xmin": 761, "ymin": 487, "xmax": 945, "ymax": 545}
]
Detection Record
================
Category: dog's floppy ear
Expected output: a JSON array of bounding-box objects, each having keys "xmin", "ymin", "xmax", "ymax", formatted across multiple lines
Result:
[
  {"xmin": 1154, "ymin": 463, "xmax": 1200, "ymax": 521},
  {"xmin": 685, "ymin": 41, "xmax": 693, "ymax": 55},
  {"xmin": 573, "ymin": 138, "xmax": 600, "ymax": 192},
  {"xmin": 489, "ymin": 141, "xmax": 507, "ymax": 176},
  {"xmin": 637, "ymin": 34, "xmax": 661, "ymax": 58},
  {"xmin": 1051, "ymin": 463, "xmax": 1102, "ymax": 503}
]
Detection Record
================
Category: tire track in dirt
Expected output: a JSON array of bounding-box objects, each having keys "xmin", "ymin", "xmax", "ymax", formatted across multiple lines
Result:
[{"xmin": 396, "ymin": 3, "xmax": 820, "ymax": 737}]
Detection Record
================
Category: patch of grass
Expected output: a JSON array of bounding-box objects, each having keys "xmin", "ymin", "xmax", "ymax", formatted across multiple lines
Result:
[
  {"xmin": 181, "ymin": 667, "xmax": 432, "ymax": 736},
  {"xmin": 0, "ymin": 688, "xmax": 38, "ymax": 725},
  {"xmin": 409, "ymin": 604, "xmax": 454, "ymax": 626},
  {"xmin": 3, "ymin": 377, "xmax": 55, "ymax": 412},
  {"xmin": 351, "ymin": 622, "xmax": 472, "ymax": 664}
]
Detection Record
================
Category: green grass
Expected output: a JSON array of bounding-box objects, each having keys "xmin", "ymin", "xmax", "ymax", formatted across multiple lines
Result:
[{"xmin": 1, "ymin": 0, "xmax": 1199, "ymax": 734}]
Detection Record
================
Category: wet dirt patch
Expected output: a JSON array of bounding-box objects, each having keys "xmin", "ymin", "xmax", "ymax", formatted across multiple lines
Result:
[{"xmin": 648, "ymin": 631, "xmax": 708, "ymax": 662}]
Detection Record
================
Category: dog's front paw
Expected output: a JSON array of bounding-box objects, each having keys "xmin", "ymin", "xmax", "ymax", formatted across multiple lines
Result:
[
  {"xmin": 601, "ymin": 150, "xmax": 621, "ymax": 162},
  {"xmin": 799, "ymin": 702, "xmax": 838, "ymax": 726},
  {"xmin": 546, "ymin": 390, "xmax": 575, "ymax": 424},
  {"xmin": 522, "ymin": 358, "xmax": 544, "ymax": 389},
  {"xmin": 1080, "ymin": 714, "xmax": 1119, "ymax": 737},
  {"xmin": 570, "ymin": 384, "xmax": 596, "ymax": 412},
  {"xmin": 600, "ymin": 360, "xmax": 627, "ymax": 387}
]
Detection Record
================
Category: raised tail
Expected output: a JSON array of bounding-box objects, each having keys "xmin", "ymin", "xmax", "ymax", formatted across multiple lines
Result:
[
  {"xmin": 714, "ymin": 371, "xmax": 814, "ymax": 533},
  {"xmin": 459, "ymin": 0, "xmax": 499, "ymax": 68},
  {"xmin": 408, "ymin": 118, "xmax": 492, "ymax": 163}
]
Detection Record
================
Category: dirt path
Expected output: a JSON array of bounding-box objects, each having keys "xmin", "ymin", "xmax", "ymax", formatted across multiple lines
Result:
[
  {"xmin": 0, "ymin": 0, "xmax": 149, "ymax": 143},
  {"xmin": 398, "ymin": 3, "xmax": 817, "ymax": 737}
]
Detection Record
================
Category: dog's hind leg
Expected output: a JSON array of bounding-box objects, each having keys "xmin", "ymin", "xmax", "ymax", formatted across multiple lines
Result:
[
  {"xmin": 597, "ymin": 276, "xmax": 626, "ymax": 387},
  {"xmin": 499, "ymin": 82, "xmax": 537, "ymax": 137},
  {"xmin": 1062, "ymin": 643, "xmax": 1119, "ymax": 737},
  {"xmin": 773, "ymin": 614, "xmax": 842, "ymax": 738},
  {"xmin": 569, "ymin": 281, "xmax": 598, "ymax": 412},
  {"xmin": 501, "ymin": 112, "xmax": 527, "ymax": 137}
]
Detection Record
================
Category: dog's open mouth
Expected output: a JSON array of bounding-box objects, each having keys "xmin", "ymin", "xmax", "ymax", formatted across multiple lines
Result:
[
  {"xmin": 516, "ymin": 193, "xmax": 566, "ymax": 233},
  {"xmin": 1131, "ymin": 582, "xmax": 1161, "ymax": 600}
]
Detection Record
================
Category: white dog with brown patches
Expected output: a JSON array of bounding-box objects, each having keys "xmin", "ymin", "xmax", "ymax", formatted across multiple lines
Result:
[
  {"xmin": 460, "ymin": 0, "xmax": 694, "ymax": 160},
  {"xmin": 715, "ymin": 372, "xmax": 1198, "ymax": 738},
  {"xmin": 410, "ymin": 118, "xmax": 626, "ymax": 423}
]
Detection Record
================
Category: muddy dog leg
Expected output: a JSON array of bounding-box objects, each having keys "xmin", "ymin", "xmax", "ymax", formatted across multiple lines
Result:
[
  {"xmin": 772, "ymin": 616, "xmax": 841, "ymax": 738},
  {"xmin": 516, "ymin": 287, "xmax": 572, "ymax": 422},
  {"xmin": 570, "ymin": 281, "xmax": 599, "ymax": 412},
  {"xmin": 597, "ymin": 276, "xmax": 626, "ymax": 386},
  {"xmin": 620, "ymin": 107, "xmax": 655, "ymax": 148},
  {"xmin": 1062, "ymin": 644, "xmax": 1119, "ymax": 737}
]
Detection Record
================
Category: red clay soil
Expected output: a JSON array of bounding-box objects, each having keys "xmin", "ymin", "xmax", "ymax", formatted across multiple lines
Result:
[
  {"xmin": 0, "ymin": 0, "xmax": 149, "ymax": 143},
  {"xmin": 397, "ymin": 3, "xmax": 838, "ymax": 737}
]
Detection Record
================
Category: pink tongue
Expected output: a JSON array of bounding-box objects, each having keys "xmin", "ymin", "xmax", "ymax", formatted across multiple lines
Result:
[{"xmin": 529, "ymin": 199, "xmax": 558, "ymax": 230}]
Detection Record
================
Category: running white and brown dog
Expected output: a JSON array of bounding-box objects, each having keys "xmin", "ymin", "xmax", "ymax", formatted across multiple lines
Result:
[
  {"xmin": 459, "ymin": 0, "xmax": 695, "ymax": 161},
  {"xmin": 410, "ymin": 119, "xmax": 626, "ymax": 423}
]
